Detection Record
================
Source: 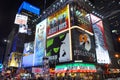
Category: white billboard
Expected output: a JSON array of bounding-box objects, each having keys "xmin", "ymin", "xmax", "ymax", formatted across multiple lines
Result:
[{"xmin": 14, "ymin": 14, "xmax": 28, "ymax": 25}]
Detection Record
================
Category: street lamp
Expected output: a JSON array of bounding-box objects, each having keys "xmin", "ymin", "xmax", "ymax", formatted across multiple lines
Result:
[{"xmin": 115, "ymin": 54, "xmax": 119, "ymax": 58}]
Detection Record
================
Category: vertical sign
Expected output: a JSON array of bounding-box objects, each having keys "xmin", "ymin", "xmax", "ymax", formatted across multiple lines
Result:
[
  {"xmin": 92, "ymin": 21, "xmax": 111, "ymax": 64},
  {"xmin": 90, "ymin": 14, "xmax": 111, "ymax": 64},
  {"xmin": 33, "ymin": 19, "xmax": 47, "ymax": 66}
]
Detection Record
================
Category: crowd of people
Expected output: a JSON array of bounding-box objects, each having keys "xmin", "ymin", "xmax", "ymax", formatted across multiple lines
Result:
[{"xmin": 0, "ymin": 68, "xmax": 101, "ymax": 80}]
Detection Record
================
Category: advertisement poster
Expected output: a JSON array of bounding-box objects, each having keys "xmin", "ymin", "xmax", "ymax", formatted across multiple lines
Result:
[
  {"xmin": 47, "ymin": 5, "xmax": 70, "ymax": 37},
  {"xmin": 8, "ymin": 52, "xmax": 22, "ymax": 67},
  {"xmin": 74, "ymin": 7, "xmax": 92, "ymax": 33},
  {"xmin": 71, "ymin": 29, "xmax": 96, "ymax": 62},
  {"xmin": 22, "ymin": 42, "xmax": 34, "ymax": 67},
  {"xmin": 34, "ymin": 19, "xmax": 46, "ymax": 66},
  {"xmin": 46, "ymin": 32, "xmax": 71, "ymax": 64},
  {"xmin": 14, "ymin": 14, "xmax": 28, "ymax": 25},
  {"xmin": 92, "ymin": 21, "xmax": 111, "ymax": 64}
]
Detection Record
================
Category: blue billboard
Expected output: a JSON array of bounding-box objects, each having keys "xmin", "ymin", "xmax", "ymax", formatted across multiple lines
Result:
[
  {"xmin": 22, "ymin": 41, "xmax": 34, "ymax": 67},
  {"xmin": 18, "ymin": 1, "xmax": 40, "ymax": 15},
  {"xmin": 33, "ymin": 19, "xmax": 47, "ymax": 66}
]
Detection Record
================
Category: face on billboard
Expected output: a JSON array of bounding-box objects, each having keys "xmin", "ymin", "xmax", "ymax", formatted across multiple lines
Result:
[
  {"xmin": 47, "ymin": 5, "xmax": 70, "ymax": 37},
  {"xmin": 71, "ymin": 29, "xmax": 96, "ymax": 62},
  {"xmin": 22, "ymin": 42, "xmax": 34, "ymax": 67},
  {"xmin": 46, "ymin": 32, "xmax": 71, "ymax": 63},
  {"xmin": 34, "ymin": 19, "xmax": 46, "ymax": 66}
]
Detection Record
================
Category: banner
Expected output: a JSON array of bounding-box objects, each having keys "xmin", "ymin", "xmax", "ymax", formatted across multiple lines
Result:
[
  {"xmin": 34, "ymin": 19, "xmax": 47, "ymax": 66},
  {"xmin": 92, "ymin": 21, "xmax": 111, "ymax": 64},
  {"xmin": 47, "ymin": 5, "xmax": 70, "ymax": 37}
]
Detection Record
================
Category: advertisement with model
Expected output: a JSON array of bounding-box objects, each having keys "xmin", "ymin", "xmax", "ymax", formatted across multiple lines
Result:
[{"xmin": 34, "ymin": 19, "xmax": 47, "ymax": 66}]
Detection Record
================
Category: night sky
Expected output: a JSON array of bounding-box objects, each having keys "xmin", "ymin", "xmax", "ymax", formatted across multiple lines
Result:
[{"xmin": 0, "ymin": 0, "xmax": 55, "ymax": 43}]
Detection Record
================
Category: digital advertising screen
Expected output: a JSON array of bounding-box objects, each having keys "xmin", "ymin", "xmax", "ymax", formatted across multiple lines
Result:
[
  {"xmin": 55, "ymin": 62, "xmax": 96, "ymax": 73},
  {"xmin": 14, "ymin": 14, "xmax": 28, "ymax": 25},
  {"xmin": 47, "ymin": 5, "xmax": 70, "ymax": 37},
  {"xmin": 92, "ymin": 21, "xmax": 111, "ymax": 64},
  {"xmin": 73, "ymin": 6, "xmax": 92, "ymax": 33},
  {"xmin": 46, "ymin": 31, "xmax": 71, "ymax": 64},
  {"xmin": 34, "ymin": 19, "xmax": 47, "ymax": 66},
  {"xmin": 22, "ymin": 41, "xmax": 34, "ymax": 67},
  {"xmin": 71, "ymin": 28, "xmax": 96, "ymax": 63}
]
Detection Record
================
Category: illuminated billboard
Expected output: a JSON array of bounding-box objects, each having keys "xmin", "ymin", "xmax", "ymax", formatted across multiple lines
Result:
[
  {"xmin": 46, "ymin": 31, "xmax": 72, "ymax": 64},
  {"xmin": 71, "ymin": 28, "xmax": 96, "ymax": 62},
  {"xmin": 22, "ymin": 41, "xmax": 34, "ymax": 67},
  {"xmin": 14, "ymin": 14, "xmax": 28, "ymax": 25},
  {"xmin": 18, "ymin": 1, "xmax": 40, "ymax": 15},
  {"xmin": 8, "ymin": 52, "xmax": 22, "ymax": 67},
  {"xmin": 18, "ymin": 24, "xmax": 28, "ymax": 33},
  {"xmin": 90, "ymin": 14, "xmax": 101, "ymax": 24},
  {"xmin": 34, "ymin": 19, "xmax": 47, "ymax": 66},
  {"xmin": 55, "ymin": 62, "xmax": 96, "ymax": 73},
  {"xmin": 47, "ymin": 5, "xmax": 70, "ymax": 37},
  {"xmin": 73, "ymin": 6, "xmax": 92, "ymax": 33},
  {"xmin": 92, "ymin": 21, "xmax": 111, "ymax": 64}
]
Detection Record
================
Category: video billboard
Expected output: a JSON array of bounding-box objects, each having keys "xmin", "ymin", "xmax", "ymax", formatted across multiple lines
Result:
[
  {"xmin": 46, "ymin": 31, "xmax": 71, "ymax": 64},
  {"xmin": 47, "ymin": 5, "xmax": 70, "ymax": 37},
  {"xmin": 71, "ymin": 28, "xmax": 96, "ymax": 62},
  {"xmin": 18, "ymin": 1, "xmax": 40, "ymax": 15},
  {"xmin": 22, "ymin": 41, "xmax": 34, "ymax": 67},
  {"xmin": 34, "ymin": 19, "xmax": 47, "ymax": 66},
  {"xmin": 14, "ymin": 14, "xmax": 28, "ymax": 25},
  {"xmin": 73, "ymin": 6, "xmax": 92, "ymax": 33},
  {"xmin": 92, "ymin": 21, "xmax": 111, "ymax": 64}
]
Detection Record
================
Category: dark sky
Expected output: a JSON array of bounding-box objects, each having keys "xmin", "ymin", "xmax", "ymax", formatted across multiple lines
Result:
[{"xmin": 0, "ymin": 0, "xmax": 54, "ymax": 43}]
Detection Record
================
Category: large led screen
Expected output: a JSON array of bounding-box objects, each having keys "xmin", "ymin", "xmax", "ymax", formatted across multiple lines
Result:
[
  {"xmin": 46, "ymin": 31, "xmax": 71, "ymax": 64},
  {"xmin": 22, "ymin": 41, "xmax": 34, "ymax": 67},
  {"xmin": 34, "ymin": 19, "xmax": 47, "ymax": 66},
  {"xmin": 92, "ymin": 21, "xmax": 111, "ymax": 64},
  {"xmin": 47, "ymin": 5, "xmax": 70, "ymax": 37},
  {"xmin": 71, "ymin": 28, "xmax": 96, "ymax": 62},
  {"xmin": 73, "ymin": 6, "xmax": 92, "ymax": 33}
]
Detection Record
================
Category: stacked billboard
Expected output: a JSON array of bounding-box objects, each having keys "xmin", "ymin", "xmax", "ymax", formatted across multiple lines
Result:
[
  {"xmin": 47, "ymin": 5, "xmax": 70, "ymax": 37},
  {"xmin": 71, "ymin": 5, "xmax": 96, "ymax": 63}
]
